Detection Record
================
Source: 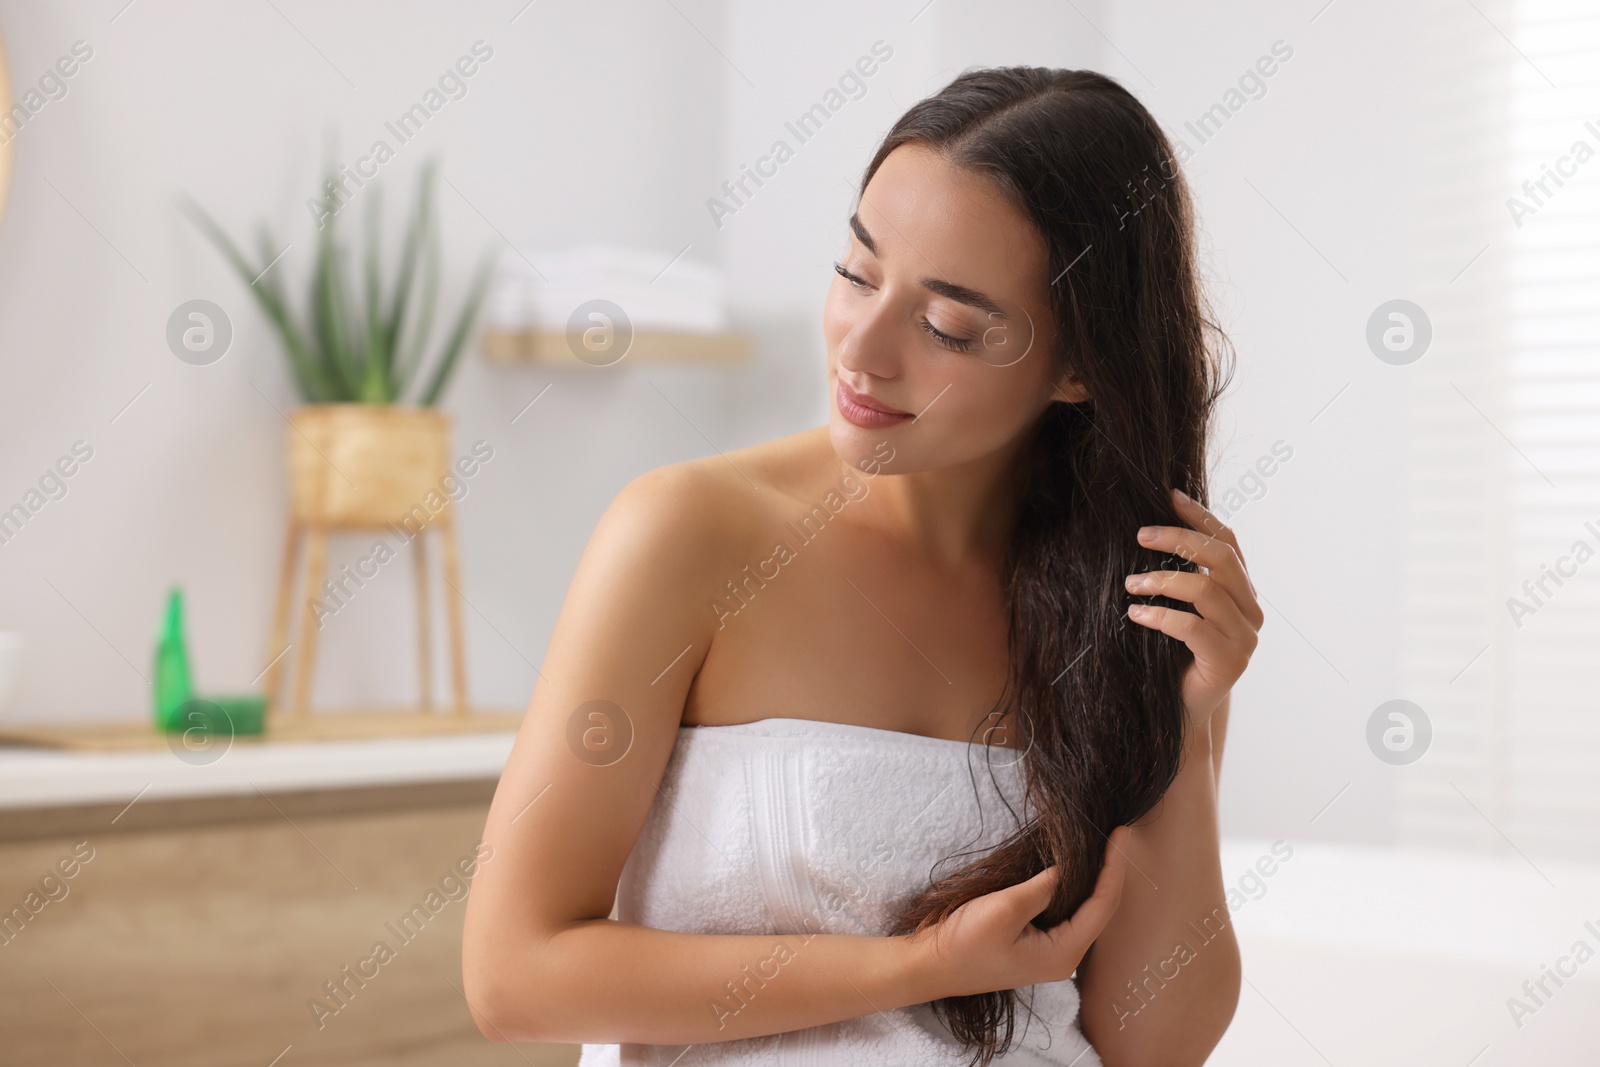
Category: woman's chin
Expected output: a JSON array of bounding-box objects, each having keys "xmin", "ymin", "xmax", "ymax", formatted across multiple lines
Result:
[{"xmin": 826, "ymin": 415, "xmax": 881, "ymax": 465}]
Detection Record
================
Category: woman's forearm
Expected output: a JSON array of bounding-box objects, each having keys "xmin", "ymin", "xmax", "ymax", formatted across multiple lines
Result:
[
  {"xmin": 1075, "ymin": 721, "xmax": 1240, "ymax": 1067},
  {"xmin": 471, "ymin": 918, "xmax": 938, "ymax": 1046}
]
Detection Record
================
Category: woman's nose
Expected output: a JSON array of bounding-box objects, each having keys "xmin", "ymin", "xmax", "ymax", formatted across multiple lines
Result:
[{"xmin": 836, "ymin": 297, "xmax": 902, "ymax": 380}]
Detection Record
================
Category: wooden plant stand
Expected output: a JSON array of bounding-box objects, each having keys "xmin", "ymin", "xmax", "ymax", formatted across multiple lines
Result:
[{"xmin": 262, "ymin": 404, "xmax": 469, "ymax": 721}]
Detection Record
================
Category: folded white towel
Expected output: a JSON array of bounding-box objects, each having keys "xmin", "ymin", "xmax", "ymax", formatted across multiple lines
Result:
[
  {"xmin": 486, "ymin": 242, "xmax": 728, "ymax": 334},
  {"xmin": 576, "ymin": 716, "xmax": 1102, "ymax": 1066}
]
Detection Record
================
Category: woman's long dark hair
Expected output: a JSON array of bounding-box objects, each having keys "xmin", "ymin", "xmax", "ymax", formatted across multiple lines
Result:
[{"xmin": 871, "ymin": 68, "xmax": 1235, "ymax": 1063}]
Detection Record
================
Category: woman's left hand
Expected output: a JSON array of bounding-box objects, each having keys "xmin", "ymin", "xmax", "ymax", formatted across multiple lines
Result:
[{"xmin": 1125, "ymin": 488, "xmax": 1263, "ymax": 735}]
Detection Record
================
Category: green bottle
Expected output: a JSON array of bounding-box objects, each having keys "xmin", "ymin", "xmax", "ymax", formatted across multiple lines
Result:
[{"xmin": 153, "ymin": 586, "xmax": 193, "ymax": 732}]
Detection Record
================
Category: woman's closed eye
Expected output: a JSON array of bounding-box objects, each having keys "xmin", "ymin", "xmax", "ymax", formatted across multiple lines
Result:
[
  {"xmin": 919, "ymin": 317, "xmax": 975, "ymax": 353},
  {"xmin": 833, "ymin": 261, "xmax": 978, "ymax": 353},
  {"xmin": 833, "ymin": 260, "xmax": 873, "ymax": 292}
]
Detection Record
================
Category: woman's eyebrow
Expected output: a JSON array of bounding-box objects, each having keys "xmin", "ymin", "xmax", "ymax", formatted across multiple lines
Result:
[
  {"xmin": 922, "ymin": 278, "xmax": 1006, "ymax": 318},
  {"xmin": 849, "ymin": 212, "xmax": 879, "ymax": 254},
  {"xmin": 848, "ymin": 212, "xmax": 1008, "ymax": 319}
]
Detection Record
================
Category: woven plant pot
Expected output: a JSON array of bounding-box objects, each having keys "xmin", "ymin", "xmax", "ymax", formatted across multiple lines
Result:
[{"xmin": 286, "ymin": 404, "xmax": 451, "ymax": 528}]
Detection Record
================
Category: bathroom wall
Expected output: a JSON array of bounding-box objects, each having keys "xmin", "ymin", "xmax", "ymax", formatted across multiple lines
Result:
[
  {"xmin": 0, "ymin": 0, "xmax": 732, "ymax": 720},
  {"xmin": 0, "ymin": 0, "xmax": 1424, "ymax": 849}
]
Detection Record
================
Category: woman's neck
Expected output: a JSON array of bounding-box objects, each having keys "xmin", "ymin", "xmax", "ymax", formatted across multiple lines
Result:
[{"xmin": 836, "ymin": 435, "xmax": 1030, "ymax": 567}]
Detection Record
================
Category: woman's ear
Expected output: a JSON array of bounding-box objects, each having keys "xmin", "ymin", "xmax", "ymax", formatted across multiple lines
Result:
[{"xmin": 1053, "ymin": 370, "xmax": 1091, "ymax": 404}]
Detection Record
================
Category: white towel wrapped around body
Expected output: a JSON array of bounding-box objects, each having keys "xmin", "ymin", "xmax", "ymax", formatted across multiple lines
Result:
[{"xmin": 576, "ymin": 716, "xmax": 1102, "ymax": 1066}]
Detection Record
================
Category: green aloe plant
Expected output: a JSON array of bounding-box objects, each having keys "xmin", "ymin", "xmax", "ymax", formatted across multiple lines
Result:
[{"xmin": 180, "ymin": 158, "xmax": 495, "ymax": 405}]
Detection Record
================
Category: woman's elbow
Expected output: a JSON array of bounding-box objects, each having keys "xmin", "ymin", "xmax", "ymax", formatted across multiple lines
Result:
[
  {"xmin": 462, "ymin": 965, "xmax": 515, "ymax": 1043},
  {"xmin": 462, "ymin": 941, "xmax": 551, "ymax": 1044},
  {"xmin": 467, "ymin": 996, "xmax": 511, "ymax": 1044}
]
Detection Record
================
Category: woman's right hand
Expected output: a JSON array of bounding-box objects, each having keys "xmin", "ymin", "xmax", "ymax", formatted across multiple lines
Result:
[{"xmin": 905, "ymin": 825, "xmax": 1132, "ymax": 998}]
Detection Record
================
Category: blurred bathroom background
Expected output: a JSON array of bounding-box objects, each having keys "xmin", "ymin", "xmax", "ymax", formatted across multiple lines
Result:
[{"xmin": 0, "ymin": 0, "xmax": 1596, "ymax": 1064}]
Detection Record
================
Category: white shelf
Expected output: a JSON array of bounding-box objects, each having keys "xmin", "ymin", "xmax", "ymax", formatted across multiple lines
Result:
[{"xmin": 481, "ymin": 327, "xmax": 751, "ymax": 365}]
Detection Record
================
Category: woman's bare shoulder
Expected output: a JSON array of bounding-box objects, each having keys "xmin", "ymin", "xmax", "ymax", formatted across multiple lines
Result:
[{"xmin": 594, "ymin": 426, "xmax": 834, "ymax": 580}]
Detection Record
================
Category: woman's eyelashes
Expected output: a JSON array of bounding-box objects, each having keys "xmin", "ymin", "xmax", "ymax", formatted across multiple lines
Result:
[
  {"xmin": 832, "ymin": 261, "xmax": 978, "ymax": 353},
  {"xmin": 919, "ymin": 317, "xmax": 976, "ymax": 352},
  {"xmin": 833, "ymin": 261, "xmax": 871, "ymax": 291}
]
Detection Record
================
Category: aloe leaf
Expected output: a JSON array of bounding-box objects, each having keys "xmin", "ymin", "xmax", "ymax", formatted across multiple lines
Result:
[
  {"xmin": 395, "ymin": 214, "xmax": 440, "ymax": 401},
  {"xmin": 308, "ymin": 242, "xmax": 349, "ymax": 399},
  {"xmin": 311, "ymin": 179, "xmax": 361, "ymax": 400},
  {"xmin": 252, "ymin": 226, "xmax": 333, "ymax": 401},
  {"xmin": 384, "ymin": 159, "xmax": 435, "ymax": 378},
  {"xmin": 176, "ymin": 194, "xmax": 334, "ymax": 401},
  {"xmin": 417, "ymin": 247, "xmax": 496, "ymax": 407},
  {"xmin": 362, "ymin": 186, "xmax": 389, "ymax": 400}
]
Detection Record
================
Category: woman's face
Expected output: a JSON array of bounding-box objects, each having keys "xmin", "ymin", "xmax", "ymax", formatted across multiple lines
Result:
[{"xmin": 824, "ymin": 142, "xmax": 1082, "ymax": 477}]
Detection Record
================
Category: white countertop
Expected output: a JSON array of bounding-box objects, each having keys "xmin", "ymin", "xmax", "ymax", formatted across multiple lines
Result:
[{"xmin": 0, "ymin": 732, "xmax": 518, "ymax": 811}]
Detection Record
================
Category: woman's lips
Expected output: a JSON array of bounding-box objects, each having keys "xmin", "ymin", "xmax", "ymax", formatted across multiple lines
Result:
[{"xmin": 836, "ymin": 380, "xmax": 913, "ymax": 429}]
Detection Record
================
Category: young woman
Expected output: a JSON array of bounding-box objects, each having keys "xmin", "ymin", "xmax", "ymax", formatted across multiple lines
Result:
[{"xmin": 463, "ymin": 66, "xmax": 1258, "ymax": 1066}]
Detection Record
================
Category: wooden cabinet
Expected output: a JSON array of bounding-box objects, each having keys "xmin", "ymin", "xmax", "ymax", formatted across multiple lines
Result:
[{"xmin": 0, "ymin": 778, "xmax": 578, "ymax": 1066}]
